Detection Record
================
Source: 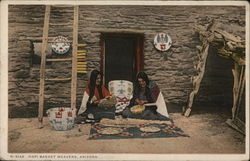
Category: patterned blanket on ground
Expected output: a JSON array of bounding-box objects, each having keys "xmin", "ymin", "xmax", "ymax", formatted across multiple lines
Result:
[{"xmin": 88, "ymin": 118, "xmax": 189, "ymax": 140}]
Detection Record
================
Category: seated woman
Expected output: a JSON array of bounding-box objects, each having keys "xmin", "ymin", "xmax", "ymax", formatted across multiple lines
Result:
[
  {"xmin": 77, "ymin": 70, "xmax": 115, "ymax": 122},
  {"xmin": 122, "ymin": 72, "xmax": 171, "ymax": 121}
]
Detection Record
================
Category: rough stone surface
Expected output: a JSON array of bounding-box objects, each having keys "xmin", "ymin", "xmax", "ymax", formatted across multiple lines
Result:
[{"xmin": 8, "ymin": 5, "xmax": 245, "ymax": 117}]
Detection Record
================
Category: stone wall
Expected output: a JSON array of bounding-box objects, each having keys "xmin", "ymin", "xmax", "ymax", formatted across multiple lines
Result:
[{"xmin": 8, "ymin": 5, "xmax": 245, "ymax": 117}]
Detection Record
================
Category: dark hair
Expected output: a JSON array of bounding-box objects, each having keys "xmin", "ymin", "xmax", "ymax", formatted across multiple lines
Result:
[
  {"xmin": 88, "ymin": 70, "xmax": 103, "ymax": 102},
  {"xmin": 135, "ymin": 71, "xmax": 149, "ymax": 87},
  {"xmin": 133, "ymin": 71, "xmax": 152, "ymax": 102}
]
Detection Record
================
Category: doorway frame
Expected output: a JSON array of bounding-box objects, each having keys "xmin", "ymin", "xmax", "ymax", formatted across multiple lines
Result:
[{"xmin": 100, "ymin": 33, "xmax": 144, "ymax": 84}]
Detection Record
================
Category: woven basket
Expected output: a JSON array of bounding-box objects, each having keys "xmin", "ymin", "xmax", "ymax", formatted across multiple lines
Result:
[
  {"xmin": 97, "ymin": 127, "xmax": 123, "ymax": 135},
  {"xmin": 98, "ymin": 96, "xmax": 117, "ymax": 109},
  {"xmin": 130, "ymin": 105, "xmax": 145, "ymax": 114},
  {"xmin": 140, "ymin": 126, "xmax": 161, "ymax": 133}
]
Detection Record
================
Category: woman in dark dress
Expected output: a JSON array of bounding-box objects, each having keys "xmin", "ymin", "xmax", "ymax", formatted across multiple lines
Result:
[
  {"xmin": 78, "ymin": 70, "xmax": 115, "ymax": 122},
  {"xmin": 122, "ymin": 72, "xmax": 171, "ymax": 121}
]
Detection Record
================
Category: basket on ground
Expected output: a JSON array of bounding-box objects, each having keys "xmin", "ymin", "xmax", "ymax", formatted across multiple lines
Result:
[
  {"xmin": 47, "ymin": 107, "xmax": 76, "ymax": 131},
  {"xmin": 131, "ymin": 105, "xmax": 145, "ymax": 114}
]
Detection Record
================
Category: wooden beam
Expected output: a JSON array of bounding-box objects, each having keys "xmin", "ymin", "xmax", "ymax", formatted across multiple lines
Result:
[
  {"xmin": 232, "ymin": 66, "xmax": 239, "ymax": 118},
  {"xmin": 77, "ymin": 71, "xmax": 88, "ymax": 73},
  {"xmin": 232, "ymin": 64, "xmax": 245, "ymax": 119},
  {"xmin": 71, "ymin": 5, "xmax": 79, "ymax": 110},
  {"xmin": 46, "ymin": 58, "xmax": 72, "ymax": 62},
  {"xmin": 215, "ymin": 29, "xmax": 243, "ymax": 43},
  {"xmin": 77, "ymin": 56, "xmax": 86, "ymax": 59},
  {"xmin": 184, "ymin": 43, "xmax": 210, "ymax": 117},
  {"xmin": 45, "ymin": 78, "xmax": 71, "ymax": 81},
  {"xmin": 235, "ymin": 67, "xmax": 245, "ymax": 118},
  {"xmin": 184, "ymin": 21, "xmax": 214, "ymax": 117},
  {"xmin": 77, "ymin": 53, "xmax": 86, "ymax": 56},
  {"xmin": 77, "ymin": 50, "xmax": 87, "ymax": 53},
  {"xmin": 77, "ymin": 44, "xmax": 87, "ymax": 47},
  {"xmin": 38, "ymin": 5, "xmax": 51, "ymax": 128},
  {"xmin": 226, "ymin": 119, "xmax": 245, "ymax": 134}
]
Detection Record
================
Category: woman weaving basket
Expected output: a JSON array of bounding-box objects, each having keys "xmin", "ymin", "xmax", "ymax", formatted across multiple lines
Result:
[
  {"xmin": 122, "ymin": 72, "xmax": 171, "ymax": 121},
  {"xmin": 77, "ymin": 70, "xmax": 116, "ymax": 123}
]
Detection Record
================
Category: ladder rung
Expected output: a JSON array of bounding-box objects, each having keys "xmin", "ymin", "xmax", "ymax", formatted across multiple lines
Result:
[
  {"xmin": 77, "ymin": 68, "xmax": 87, "ymax": 70},
  {"xmin": 77, "ymin": 50, "xmax": 87, "ymax": 52},
  {"xmin": 77, "ymin": 53, "xmax": 86, "ymax": 55},
  {"xmin": 46, "ymin": 58, "xmax": 72, "ymax": 62},
  {"xmin": 77, "ymin": 71, "xmax": 87, "ymax": 73},
  {"xmin": 77, "ymin": 44, "xmax": 87, "ymax": 47},
  {"xmin": 77, "ymin": 65, "xmax": 87, "ymax": 67},
  {"xmin": 77, "ymin": 56, "xmax": 86, "ymax": 59},
  {"xmin": 45, "ymin": 78, "xmax": 71, "ymax": 81}
]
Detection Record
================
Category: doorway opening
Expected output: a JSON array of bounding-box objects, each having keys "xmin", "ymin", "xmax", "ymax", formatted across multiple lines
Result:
[
  {"xmin": 100, "ymin": 33, "xmax": 144, "ymax": 86},
  {"xmin": 193, "ymin": 46, "xmax": 234, "ymax": 115}
]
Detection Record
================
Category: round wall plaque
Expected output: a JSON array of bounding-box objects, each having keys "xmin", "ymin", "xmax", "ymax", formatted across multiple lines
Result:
[
  {"xmin": 153, "ymin": 33, "xmax": 172, "ymax": 51},
  {"xmin": 51, "ymin": 36, "xmax": 71, "ymax": 54}
]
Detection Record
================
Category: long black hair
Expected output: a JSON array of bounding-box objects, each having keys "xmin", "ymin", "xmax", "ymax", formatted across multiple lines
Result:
[
  {"xmin": 88, "ymin": 70, "xmax": 103, "ymax": 102},
  {"xmin": 134, "ymin": 72, "xmax": 149, "ymax": 88},
  {"xmin": 132, "ymin": 71, "xmax": 153, "ymax": 103}
]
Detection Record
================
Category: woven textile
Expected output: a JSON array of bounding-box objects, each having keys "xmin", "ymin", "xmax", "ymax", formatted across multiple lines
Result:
[{"xmin": 88, "ymin": 122, "xmax": 189, "ymax": 140}]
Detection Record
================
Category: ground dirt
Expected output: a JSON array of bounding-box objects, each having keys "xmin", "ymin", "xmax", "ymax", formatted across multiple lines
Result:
[{"xmin": 8, "ymin": 106, "xmax": 245, "ymax": 154}]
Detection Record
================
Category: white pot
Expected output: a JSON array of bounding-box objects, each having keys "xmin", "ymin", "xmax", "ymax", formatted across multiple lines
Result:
[{"xmin": 47, "ymin": 107, "xmax": 76, "ymax": 131}]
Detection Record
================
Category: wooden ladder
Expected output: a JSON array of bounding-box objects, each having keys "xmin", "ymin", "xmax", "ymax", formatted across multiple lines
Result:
[{"xmin": 38, "ymin": 5, "xmax": 79, "ymax": 128}]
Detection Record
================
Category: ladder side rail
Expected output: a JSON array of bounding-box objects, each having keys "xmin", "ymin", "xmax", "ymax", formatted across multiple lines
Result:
[
  {"xmin": 71, "ymin": 5, "xmax": 79, "ymax": 110},
  {"xmin": 38, "ymin": 5, "xmax": 51, "ymax": 128}
]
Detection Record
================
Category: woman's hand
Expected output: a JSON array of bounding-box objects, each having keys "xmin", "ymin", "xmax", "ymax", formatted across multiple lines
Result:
[
  {"xmin": 140, "ymin": 100, "xmax": 148, "ymax": 105},
  {"xmin": 105, "ymin": 95, "xmax": 111, "ymax": 99},
  {"xmin": 92, "ymin": 100, "xmax": 99, "ymax": 104},
  {"xmin": 136, "ymin": 99, "xmax": 148, "ymax": 105},
  {"xmin": 99, "ymin": 99, "xmax": 105, "ymax": 103},
  {"xmin": 93, "ymin": 99, "xmax": 105, "ymax": 105}
]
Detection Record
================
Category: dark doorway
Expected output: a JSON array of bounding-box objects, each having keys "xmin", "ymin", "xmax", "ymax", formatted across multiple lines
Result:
[
  {"xmin": 193, "ymin": 46, "xmax": 234, "ymax": 114},
  {"xmin": 100, "ymin": 33, "xmax": 144, "ymax": 86}
]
